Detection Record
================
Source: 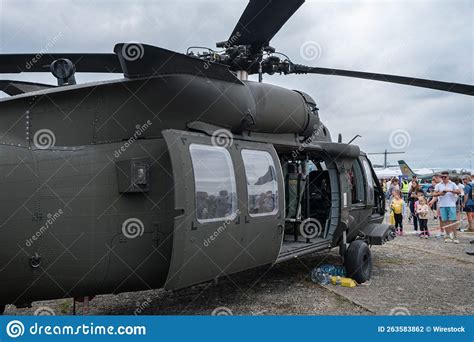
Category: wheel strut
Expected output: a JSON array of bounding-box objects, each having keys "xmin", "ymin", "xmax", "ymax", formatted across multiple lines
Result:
[{"xmin": 339, "ymin": 230, "xmax": 348, "ymax": 261}]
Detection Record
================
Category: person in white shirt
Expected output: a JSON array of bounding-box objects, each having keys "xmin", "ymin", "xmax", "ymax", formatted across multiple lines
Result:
[{"xmin": 434, "ymin": 172, "xmax": 461, "ymax": 243}]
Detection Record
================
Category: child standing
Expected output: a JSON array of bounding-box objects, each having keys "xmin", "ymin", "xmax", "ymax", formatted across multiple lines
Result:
[
  {"xmin": 390, "ymin": 190, "xmax": 406, "ymax": 235},
  {"xmin": 416, "ymin": 197, "xmax": 430, "ymax": 238}
]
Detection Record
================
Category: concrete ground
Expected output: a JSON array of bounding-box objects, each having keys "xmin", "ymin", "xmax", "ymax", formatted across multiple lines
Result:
[{"xmin": 4, "ymin": 216, "xmax": 474, "ymax": 316}]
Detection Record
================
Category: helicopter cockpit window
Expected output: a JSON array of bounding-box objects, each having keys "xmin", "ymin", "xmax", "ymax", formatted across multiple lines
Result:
[
  {"xmin": 189, "ymin": 144, "xmax": 238, "ymax": 223},
  {"xmin": 241, "ymin": 150, "xmax": 278, "ymax": 217}
]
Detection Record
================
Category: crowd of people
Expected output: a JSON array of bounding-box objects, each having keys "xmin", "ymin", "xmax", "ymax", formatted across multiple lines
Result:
[{"xmin": 382, "ymin": 172, "xmax": 474, "ymax": 245}]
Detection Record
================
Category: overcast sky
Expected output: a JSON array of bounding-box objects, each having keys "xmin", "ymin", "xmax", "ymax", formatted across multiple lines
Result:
[{"xmin": 1, "ymin": 0, "xmax": 472, "ymax": 170}]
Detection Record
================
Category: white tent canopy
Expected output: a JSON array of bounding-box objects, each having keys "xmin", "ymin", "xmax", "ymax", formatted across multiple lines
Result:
[{"xmin": 374, "ymin": 168, "xmax": 401, "ymax": 179}]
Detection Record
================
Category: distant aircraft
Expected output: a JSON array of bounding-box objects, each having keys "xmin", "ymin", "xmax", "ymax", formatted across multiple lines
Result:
[
  {"xmin": 398, "ymin": 160, "xmax": 471, "ymax": 182},
  {"xmin": 374, "ymin": 167, "xmax": 401, "ymax": 179}
]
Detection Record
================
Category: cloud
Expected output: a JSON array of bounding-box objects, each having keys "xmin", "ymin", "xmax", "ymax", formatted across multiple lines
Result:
[{"xmin": 1, "ymin": 0, "xmax": 472, "ymax": 169}]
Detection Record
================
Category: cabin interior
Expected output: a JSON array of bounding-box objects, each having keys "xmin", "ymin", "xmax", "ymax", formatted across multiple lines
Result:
[{"xmin": 277, "ymin": 150, "xmax": 335, "ymax": 259}]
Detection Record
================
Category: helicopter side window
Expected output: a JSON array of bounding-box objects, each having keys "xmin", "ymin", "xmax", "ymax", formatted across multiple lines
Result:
[
  {"xmin": 241, "ymin": 149, "xmax": 278, "ymax": 217},
  {"xmin": 362, "ymin": 159, "xmax": 375, "ymax": 204},
  {"xmin": 350, "ymin": 160, "xmax": 366, "ymax": 204},
  {"xmin": 189, "ymin": 144, "xmax": 238, "ymax": 223}
]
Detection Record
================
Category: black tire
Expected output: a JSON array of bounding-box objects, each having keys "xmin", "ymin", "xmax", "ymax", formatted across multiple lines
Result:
[
  {"xmin": 0, "ymin": 305, "xmax": 5, "ymax": 315},
  {"xmin": 344, "ymin": 240, "xmax": 372, "ymax": 283}
]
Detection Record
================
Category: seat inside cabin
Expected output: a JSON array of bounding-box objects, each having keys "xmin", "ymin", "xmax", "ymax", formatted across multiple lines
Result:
[{"xmin": 280, "ymin": 156, "xmax": 332, "ymax": 252}]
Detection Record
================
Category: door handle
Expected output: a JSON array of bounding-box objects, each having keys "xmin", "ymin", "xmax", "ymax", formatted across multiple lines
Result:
[{"xmin": 278, "ymin": 224, "xmax": 284, "ymax": 235}]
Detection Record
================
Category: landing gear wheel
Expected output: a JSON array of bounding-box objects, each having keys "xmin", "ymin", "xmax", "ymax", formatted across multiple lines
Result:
[
  {"xmin": 344, "ymin": 240, "xmax": 372, "ymax": 284},
  {"xmin": 0, "ymin": 305, "xmax": 5, "ymax": 315}
]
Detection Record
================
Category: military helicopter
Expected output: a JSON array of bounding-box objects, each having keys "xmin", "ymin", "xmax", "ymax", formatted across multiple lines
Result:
[{"xmin": 0, "ymin": 0, "xmax": 473, "ymax": 315}]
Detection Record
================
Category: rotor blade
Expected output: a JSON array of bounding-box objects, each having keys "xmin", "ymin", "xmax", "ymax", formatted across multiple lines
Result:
[
  {"xmin": 0, "ymin": 80, "xmax": 55, "ymax": 96},
  {"xmin": 220, "ymin": 0, "xmax": 305, "ymax": 50},
  {"xmin": 292, "ymin": 65, "xmax": 474, "ymax": 96},
  {"xmin": 0, "ymin": 53, "xmax": 122, "ymax": 73}
]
